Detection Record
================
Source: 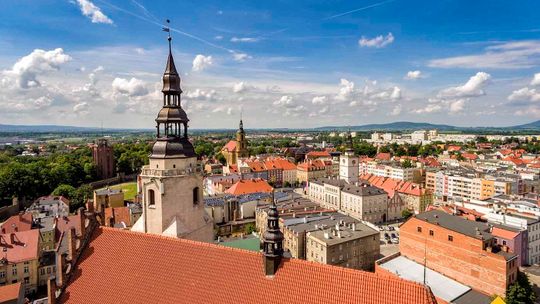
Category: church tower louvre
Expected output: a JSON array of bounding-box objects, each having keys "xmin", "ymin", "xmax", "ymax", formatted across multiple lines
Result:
[{"xmin": 131, "ymin": 23, "xmax": 214, "ymax": 243}]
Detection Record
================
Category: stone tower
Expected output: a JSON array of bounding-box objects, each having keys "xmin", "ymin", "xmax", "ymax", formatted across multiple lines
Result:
[
  {"xmin": 92, "ymin": 138, "xmax": 115, "ymax": 179},
  {"xmin": 235, "ymin": 119, "xmax": 249, "ymax": 159},
  {"xmin": 131, "ymin": 27, "xmax": 213, "ymax": 243},
  {"xmin": 339, "ymin": 131, "xmax": 359, "ymax": 184}
]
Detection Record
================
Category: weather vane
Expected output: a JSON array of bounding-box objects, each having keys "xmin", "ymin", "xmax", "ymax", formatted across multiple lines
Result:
[{"xmin": 162, "ymin": 19, "xmax": 172, "ymax": 50}]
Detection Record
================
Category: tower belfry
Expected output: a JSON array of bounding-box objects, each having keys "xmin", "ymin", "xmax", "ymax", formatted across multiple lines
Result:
[
  {"xmin": 131, "ymin": 21, "xmax": 214, "ymax": 242},
  {"xmin": 339, "ymin": 130, "xmax": 359, "ymax": 184}
]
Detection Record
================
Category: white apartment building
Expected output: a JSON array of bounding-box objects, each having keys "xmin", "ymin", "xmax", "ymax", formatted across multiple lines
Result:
[{"xmin": 360, "ymin": 161, "xmax": 420, "ymax": 181}]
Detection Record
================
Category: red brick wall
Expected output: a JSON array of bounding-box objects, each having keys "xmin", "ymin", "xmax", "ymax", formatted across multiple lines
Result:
[{"xmin": 400, "ymin": 217, "xmax": 518, "ymax": 296}]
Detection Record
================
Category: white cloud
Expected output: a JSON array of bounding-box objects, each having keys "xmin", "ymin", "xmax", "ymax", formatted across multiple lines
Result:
[
  {"xmin": 273, "ymin": 95, "xmax": 295, "ymax": 107},
  {"xmin": 2, "ymin": 48, "xmax": 72, "ymax": 88},
  {"xmin": 449, "ymin": 99, "xmax": 466, "ymax": 113},
  {"xmin": 93, "ymin": 66, "xmax": 104, "ymax": 73},
  {"xmin": 73, "ymin": 102, "xmax": 89, "ymax": 115},
  {"xmin": 212, "ymin": 106, "xmax": 233, "ymax": 115},
  {"xmin": 359, "ymin": 33, "xmax": 394, "ymax": 48},
  {"xmin": 319, "ymin": 106, "xmax": 329, "ymax": 114},
  {"xmin": 312, "ymin": 96, "xmax": 327, "ymax": 105},
  {"xmin": 335, "ymin": 79, "xmax": 355, "ymax": 101},
  {"xmin": 232, "ymin": 53, "xmax": 252, "ymax": 62},
  {"xmin": 372, "ymin": 86, "xmax": 401, "ymax": 101},
  {"xmin": 233, "ymin": 82, "xmax": 249, "ymax": 93},
  {"xmin": 438, "ymin": 72, "xmax": 491, "ymax": 98},
  {"xmin": 111, "ymin": 77, "xmax": 148, "ymax": 97},
  {"xmin": 33, "ymin": 96, "xmax": 53, "ymax": 108},
  {"xmin": 390, "ymin": 104, "xmax": 402, "ymax": 116},
  {"xmin": 429, "ymin": 40, "xmax": 540, "ymax": 69},
  {"xmin": 214, "ymin": 35, "xmax": 223, "ymax": 40},
  {"xmin": 230, "ymin": 37, "xmax": 258, "ymax": 43},
  {"xmin": 412, "ymin": 104, "xmax": 443, "ymax": 114},
  {"xmin": 185, "ymin": 89, "xmax": 217, "ymax": 101},
  {"xmin": 531, "ymin": 73, "xmax": 540, "ymax": 86},
  {"xmin": 405, "ymin": 70, "xmax": 422, "ymax": 80},
  {"xmin": 508, "ymin": 87, "xmax": 540, "ymax": 102},
  {"xmin": 134, "ymin": 48, "xmax": 145, "ymax": 55},
  {"xmin": 75, "ymin": 0, "xmax": 113, "ymax": 24},
  {"xmin": 192, "ymin": 55, "xmax": 213, "ymax": 72}
]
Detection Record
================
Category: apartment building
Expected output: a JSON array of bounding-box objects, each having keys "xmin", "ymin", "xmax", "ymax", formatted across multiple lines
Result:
[
  {"xmin": 306, "ymin": 221, "xmax": 379, "ymax": 271},
  {"xmin": 0, "ymin": 230, "xmax": 40, "ymax": 295},
  {"xmin": 360, "ymin": 160, "xmax": 421, "ymax": 182}
]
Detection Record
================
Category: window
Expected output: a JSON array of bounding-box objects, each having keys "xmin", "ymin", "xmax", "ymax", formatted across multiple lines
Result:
[
  {"xmin": 448, "ymin": 235, "xmax": 453, "ymax": 242},
  {"xmin": 24, "ymin": 277, "xmax": 29, "ymax": 284},
  {"xmin": 193, "ymin": 187, "xmax": 200, "ymax": 204},
  {"xmin": 23, "ymin": 266, "xmax": 28, "ymax": 274},
  {"xmin": 0, "ymin": 271, "xmax": 4, "ymax": 278},
  {"xmin": 429, "ymin": 230, "xmax": 434, "ymax": 236},
  {"xmin": 148, "ymin": 189, "xmax": 155, "ymax": 206},
  {"xmin": 12, "ymin": 267, "xmax": 17, "ymax": 276},
  {"xmin": 417, "ymin": 227, "xmax": 422, "ymax": 233},
  {"xmin": 40, "ymin": 269, "xmax": 45, "ymax": 276}
]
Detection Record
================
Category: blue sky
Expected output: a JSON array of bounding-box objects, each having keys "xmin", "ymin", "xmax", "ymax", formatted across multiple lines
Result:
[{"xmin": 1, "ymin": 0, "xmax": 540, "ymax": 129}]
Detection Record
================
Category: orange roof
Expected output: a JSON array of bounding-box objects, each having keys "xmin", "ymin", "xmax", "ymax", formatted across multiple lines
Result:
[
  {"xmin": 222, "ymin": 140, "xmax": 237, "ymax": 152},
  {"xmin": 0, "ymin": 282, "xmax": 22, "ymax": 303},
  {"xmin": 461, "ymin": 153, "xmax": 478, "ymax": 160},
  {"xmin": 104, "ymin": 207, "xmax": 132, "ymax": 227},
  {"xmin": 297, "ymin": 159, "xmax": 327, "ymax": 171},
  {"xmin": 491, "ymin": 227, "xmax": 519, "ymax": 240},
  {"xmin": 225, "ymin": 178, "xmax": 273, "ymax": 195},
  {"xmin": 227, "ymin": 164, "xmax": 238, "ymax": 173},
  {"xmin": 375, "ymin": 153, "xmax": 391, "ymax": 160},
  {"xmin": 0, "ymin": 229, "xmax": 39, "ymax": 263},
  {"xmin": 503, "ymin": 157, "xmax": 524, "ymax": 166},
  {"xmin": 446, "ymin": 145, "xmax": 462, "ymax": 152},
  {"xmin": 0, "ymin": 213, "xmax": 33, "ymax": 234},
  {"xmin": 60, "ymin": 227, "xmax": 436, "ymax": 304},
  {"xmin": 56, "ymin": 214, "xmax": 82, "ymax": 237},
  {"xmin": 274, "ymin": 158, "xmax": 296, "ymax": 171},
  {"xmin": 247, "ymin": 161, "xmax": 267, "ymax": 172},
  {"xmin": 305, "ymin": 151, "xmax": 331, "ymax": 158},
  {"xmin": 498, "ymin": 149, "xmax": 513, "ymax": 156}
]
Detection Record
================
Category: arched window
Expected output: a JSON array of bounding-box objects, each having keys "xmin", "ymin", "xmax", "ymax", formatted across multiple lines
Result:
[
  {"xmin": 193, "ymin": 187, "xmax": 199, "ymax": 205},
  {"xmin": 148, "ymin": 189, "xmax": 155, "ymax": 206}
]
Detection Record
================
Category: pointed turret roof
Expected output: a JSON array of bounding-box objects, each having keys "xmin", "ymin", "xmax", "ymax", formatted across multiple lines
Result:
[{"xmin": 162, "ymin": 36, "xmax": 182, "ymax": 93}]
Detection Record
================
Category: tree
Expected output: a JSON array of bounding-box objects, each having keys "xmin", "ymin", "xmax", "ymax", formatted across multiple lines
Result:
[
  {"xmin": 244, "ymin": 223, "xmax": 256, "ymax": 235},
  {"xmin": 52, "ymin": 184, "xmax": 77, "ymax": 199},
  {"xmin": 401, "ymin": 209, "xmax": 413, "ymax": 219},
  {"xmin": 402, "ymin": 159, "xmax": 413, "ymax": 168},
  {"xmin": 506, "ymin": 271, "xmax": 536, "ymax": 304}
]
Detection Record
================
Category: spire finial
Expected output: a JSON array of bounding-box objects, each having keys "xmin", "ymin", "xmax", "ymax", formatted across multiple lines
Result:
[{"xmin": 162, "ymin": 19, "xmax": 172, "ymax": 53}]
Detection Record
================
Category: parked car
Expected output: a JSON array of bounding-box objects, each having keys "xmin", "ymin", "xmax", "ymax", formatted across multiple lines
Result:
[
  {"xmin": 388, "ymin": 226, "xmax": 395, "ymax": 231},
  {"xmin": 391, "ymin": 238, "xmax": 399, "ymax": 244},
  {"xmin": 379, "ymin": 226, "xmax": 385, "ymax": 231},
  {"xmin": 391, "ymin": 233, "xmax": 397, "ymax": 239},
  {"xmin": 384, "ymin": 233, "xmax": 390, "ymax": 240}
]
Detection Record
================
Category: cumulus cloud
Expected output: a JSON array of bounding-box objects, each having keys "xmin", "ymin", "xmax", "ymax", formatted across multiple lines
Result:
[
  {"xmin": 185, "ymin": 88, "xmax": 217, "ymax": 101},
  {"xmin": 2, "ymin": 48, "xmax": 72, "ymax": 88},
  {"xmin": 405, "ymin": 70, "xmax": 422, "ymax": 80},
  {"xmin": 438, "ymin": 72, "xmax": 491, "ymax": 98},
  {"xmin": 449, "ymin": 99, "xmax": 466, "ymax": 113},
  {"xmin": 335, "ymin": 79, "xmax": 355, "ymax": 101},
  {"xmin": 531, "ymin": 73, "xmax": 540, "ymax": 86},
  {"xmin": 75, "ymin": 0, "xmax": 113, "ymax": 24},
  {"xmin": 508, "ymin": 87, "xmax": 540, "ymax": 102},
  {"xmin": 112, "ymin": 77, "xmax": 148, "ymax": 97},
  {"xmin": 233, "ymin": 82, "xmax": 251, "ymax": 93},
  {"xmin": 412, "ymin": 104, "xmax": 443, "ymax": 114},
  {"xmin": 232, "ymin": 52, "xmax": 252, "ymax": 62},
  {"xmin": 230, "ymin": 37, "xmax": 258, "ymax": 43},
  {"xmin": 359, "ymin": 33, "xmax": 394, "ymax": 48},
  {"xmin": 212, "ymin": 106, "xmax": 233, "ymax": 115},
  {"xmin": 192, "ymin": 55, "xmax": 213, "ymax": 72},
  {"xmin": 372, "ymin": 86, "xmax": 401, "ymax": 101},
  {"xmin": 273, "ymin": 95, "xmax": 295, "ymax": 107},
  {"xmin": 312, "ymin": 96, "xmax": 327, "ymax": 105}
]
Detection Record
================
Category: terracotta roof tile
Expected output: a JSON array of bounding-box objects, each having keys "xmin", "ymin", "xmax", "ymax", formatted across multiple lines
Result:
[
  {"xmin": 60, "ymin": 227, "xmax": 436, "ymax": 304},
  {"xmin": 0, "ymin": 229, "xmax": 39, "ymax": 263},
  {"xmin": 0, "ymin": 282, "xmax": 22, "ymax": 303},
  {"xmin": 0, "ymin": 213, "xmax": 33, "ymax": 234},
  {"xmin": 225, "ymin": 178, "xmax": 273, "ymax": 195},
  {"xmin": 222, "ymin": 140, "xmax": 238, "ymax": 152}
]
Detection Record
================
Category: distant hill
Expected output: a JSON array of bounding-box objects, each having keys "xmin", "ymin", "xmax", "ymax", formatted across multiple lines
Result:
[
  {"xmin": 0, "ymin": 124, "xmax": 150, "ymax": 133},
  {"xmin": 316, "ymin": 121, "xmax": 459, "ymax": 131},
  {"xmin": 510, "ymin": 120, "xmax": 540, "ymax": 130}
]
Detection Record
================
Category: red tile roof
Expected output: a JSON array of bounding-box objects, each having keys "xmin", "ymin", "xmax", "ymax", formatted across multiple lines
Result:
[
  {"xmin": 375, "ymin": 153, "xmax": 391, "ymax": 161},
  {"xmin": 297, "ymin": 159, "xmax": 327, "ymax": 171},
  {"xmin": 222, "ymin": 140, "xmax": 238, "ymax": 152},
  {"xmin": 0, "ymin": 213, "xmax": 33, "ymax": 234},
  {"xmin": 225, "ymin": 178, "xmax": 273, "ymax": 195},
  {"xmin": 0, "ymin": 282, "xmax": 22, "ymax": 303},
  {"xmin": 274, "ymin": 158, "xmax": 296, "ymax": 171},
  {"xmin": 305, "ymin": 151, "xmax": 331, "ymax": 158},
  {"xmin": 0, "ymin": 229, "xmax": 39, "ymax": 263},
  {"xmin": 60, "ymin": 227, "xmax": 436, "ymax": 304},
  {"xmin": 446, "ymin": 145, "xmax": 462, "ymax": 152},
  {"xmin": 104, "ymin": 207, "xmax": 132, "ymax": 227},
  {"xmin": 492, "ymin": 227, "xmax": 519, "ymax": 240},
  {"xmin": 56, "ymin": 214, "xmax": 82, "ymax": 237}
]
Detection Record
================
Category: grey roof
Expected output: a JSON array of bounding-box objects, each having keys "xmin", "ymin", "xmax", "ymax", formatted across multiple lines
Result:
[
  {"xmin": 308, "ymin": 223, "xmax": 379, "ymax": 246},
  {"xmin": 451, "ymin": 289, "xmax": 491, "ymax": 304},
  {"xmin": 204, "ymin": 192, "xmax": 288, "ymax": 207},
  {"xmin": 94, "ymin": 188, "xmax": 122, "ymax": 196},
  {"xmin": 341, "ymin": 184, "xmax": 386, "ymax": 196},
  {"xmin": 416, "ymin": 210, "xmax": 493, "ymax": 240},
  {"xmin": 285, "ymin": 213, "xmax": 354, "ymax": 234},
  {"xmin": 379, "ymin": 255, "xmax": 471, "ymax": 303}
]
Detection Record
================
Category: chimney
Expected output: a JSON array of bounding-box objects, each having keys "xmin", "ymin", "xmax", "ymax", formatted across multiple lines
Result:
[
  {"xmin": 67, "ymin": 228, "xmax": 77, "ymax": 261},
  {"xmin": 324, "ymin": 232, "xmax": 330, "ymax": 239},
  {"xmin": 9, "ymin": 233, "xmax": 15, "ymax": 244},
  {"xmin": 55, "ymin": 253, "xmax": 65, "ymax": 287},
  {"xmin": 77, "ymin": 208, "xmax": 86, "ymax": 237},
  {"xmin": 47, "ymin": 277, "xmax": 57, "ymax": 304},
  {"xmin": 352, "ymin": 223, "xmax": 356, "ymax": 231}
]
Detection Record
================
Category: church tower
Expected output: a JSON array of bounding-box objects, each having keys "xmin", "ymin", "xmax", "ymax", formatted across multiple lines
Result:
[
  {"xmin": 339, "ymin": 131, "xmax": 359, "ymax": 184},
  {"xmin": 235, "ymin": 119, "xmax": 249, "ymax": 159},
  {"xmin": 132, "ymin": 24, "xmax": 213, "ymax": 243}
]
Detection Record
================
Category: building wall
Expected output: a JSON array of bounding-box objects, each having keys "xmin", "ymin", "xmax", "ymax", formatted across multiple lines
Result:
[
  {"xmin": 400, "ymin": 217, "xmax": 518, "ymax": 296},
  {"xmin": 0, "ymin": 259, "xmax": 38, "ymax": 295}
]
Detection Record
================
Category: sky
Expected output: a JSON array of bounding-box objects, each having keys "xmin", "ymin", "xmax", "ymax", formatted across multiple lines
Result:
[{"xmin": 1, "ymin": 1, "xmax": 540, "ymax": 129}]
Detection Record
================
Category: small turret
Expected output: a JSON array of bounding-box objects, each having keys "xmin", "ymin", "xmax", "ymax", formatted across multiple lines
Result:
[{"xmin": 262, "ymin": 197, "xmax": 284, "ymax": 276}]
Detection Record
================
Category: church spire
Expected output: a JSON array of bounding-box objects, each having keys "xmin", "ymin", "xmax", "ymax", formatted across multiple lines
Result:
[
  {"xmin": 262, "ymin": 193, "xmax": 284, "ymax": 276},
  {"xmin": 150, "ymin": 19, "xmax": 195, "ymax": 159}
]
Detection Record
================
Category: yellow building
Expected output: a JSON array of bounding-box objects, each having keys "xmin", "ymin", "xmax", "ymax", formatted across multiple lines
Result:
[
  {"xmin": 221, "ymin": 120, "xmax": 249, "ymax": 166},
  {"xmin": 0, "ymin": 230, "xmax": 40, "ymax": 295},
  {"xmin": 93, "ymin": 188, "xmax": 125, "ymax": 212}
]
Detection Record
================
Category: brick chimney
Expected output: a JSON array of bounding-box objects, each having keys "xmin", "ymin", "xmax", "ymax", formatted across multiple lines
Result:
[
  {"xmin": 77, "ymin": 208, "xmax": 86, "ymax": 237},
  {"xmin": 47, "ymin": 277, "xmax": 57, "ymax": 304},
  {"xmin": 55, "ymin": 253, "xmax": 65, "ymax": 287},
  {"xmin": 67, "ymin": 228, "xmax": 77, "ymax": 261}
]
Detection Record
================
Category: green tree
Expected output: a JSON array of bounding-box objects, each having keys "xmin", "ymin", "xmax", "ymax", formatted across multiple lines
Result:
[
  {"xmin": 52, "ymin": 184, "xmax": 77, "ymax": 199},
  {"xmin": 506, "ymin": 271, "xmax": 536, "ymax": 304},
  {"xmin": 401, "ymin": 209, "xmax": 413, "ymax": 219},
  {"xmin": 402, "ymin": 159, "xmax": 414, "ymax": 168},
  {"xmin": 244, "ymin": 223, "xmax": 256, "ymax": 234}
]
